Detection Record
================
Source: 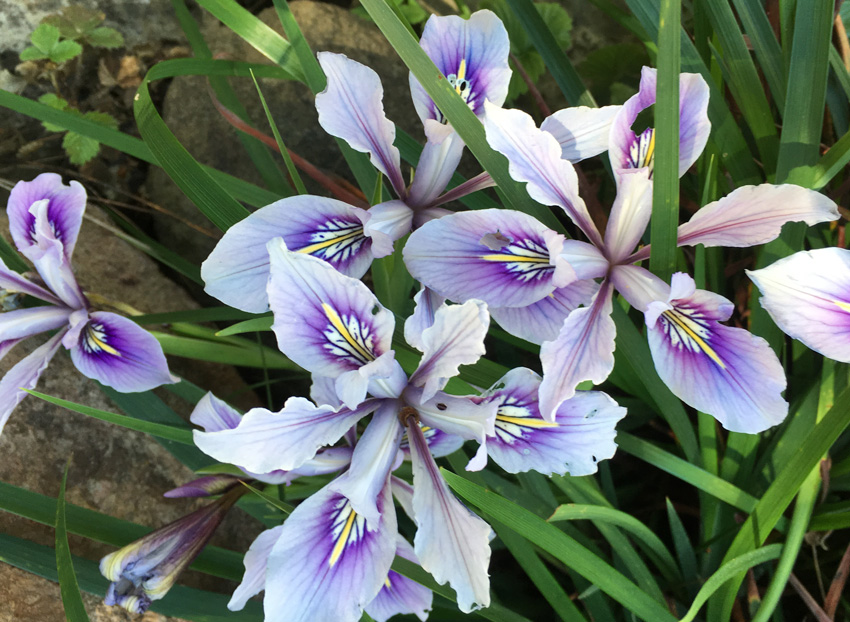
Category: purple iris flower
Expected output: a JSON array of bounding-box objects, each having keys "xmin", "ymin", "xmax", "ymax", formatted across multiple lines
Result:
[
  {"xmin": 0, "ymin": 174, "xmax": 175, "ymax": 435},
  {"xmin": 404, "ymin": 70, "xmax": 840, "ymax": 433},
  {"xmin": 201, "ymin": 10, "xmax": 511, "ymax": 314}
]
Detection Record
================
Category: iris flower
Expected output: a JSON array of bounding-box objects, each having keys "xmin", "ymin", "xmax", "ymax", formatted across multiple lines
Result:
[
  {"xmin": 404, "ymin": 69, "xmax": 839, "ymax": 432},
  {"xmin": 0, "ymin": 174, "xmax": 174, "ymax": 435},
  {"xmin": 202, "ymin": 10, "xmax": 511, "ymax": 313}
]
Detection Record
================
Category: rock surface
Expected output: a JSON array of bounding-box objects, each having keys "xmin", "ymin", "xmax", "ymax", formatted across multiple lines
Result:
[{"xmin": 0, "ymin": 185, "xmax": 263, "ymax": 621}]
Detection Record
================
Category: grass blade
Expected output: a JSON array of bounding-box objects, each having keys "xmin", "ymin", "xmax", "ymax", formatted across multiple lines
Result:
[{"xmin": 56, "ymin": 462, "xmax": 90, "ymax": 622}]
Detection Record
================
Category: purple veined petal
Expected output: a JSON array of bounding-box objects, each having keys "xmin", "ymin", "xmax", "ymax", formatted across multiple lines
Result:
[
  {"xmin": 267, "ymin": 239, "xmax": 395, "ymax": 391},
  {"xmin": 609, "ymin": 67, "xmax": 710, "ymax": 179},
  {"xmin": 329, "ymin": 401, "xmax": 403, "ymax": 526},
  {"xmin": 0, "ymin": 256, "xmax": 63, "ymax": 305},
  {"xmin": 7, "ymin": 173, "xmax": 86, "ymax": 260},
  {"xmin": 482, "ymin": 368, "xmax": 626, "ymax": 476},
  {"xmin": 263, "ymin": 481, "xmax": 397, "ymax": 622},
  {"xmin": 407, "ymin": 122, "xmax": 466, "ymax": 209},
  {"xmin": 316, "ymin": 52, "xmax": 405, "ymax": 197},
  {"xmin": 483, "ymin": 101, "xmax": 603, "ymax": 246},
  {"xmin": 228, "ymin": 525, "xmax": 284, "ymax": 611},
  {"xmin": 429, "ymin": 172, "xmax": 497, "ymax": 209},
  {"xmin": 411, "ymin": 10, "xmax": 511, "ymax": 125},
  {"xmin": 539, "ymin": 280, "xmax": 616, "ymax": 421},
  {"xmin": 404, "ymin": 208, "xmax": 575, "ymax": 308},
  {"xmin": 490, "ymin": 278, "xmax": 599, "ymax": 345},
  {"xmin": 560, "ymin": 240, "xmax": 610, "ymax": 280},
  {"xmin": 189, "ymin": 392, "xmax": 242, "ymax": 432},
  {"xmin": 400, "ymin": 422, "xmax": 465, "ymax": 460},
  {"xmin": 0, "ymin": 305, "xmax": 71, "ymax": 342},
  {"xmin": 404, "ymin": 287, "xmax": 446, "ymax": 352},
  {"xmin": 671, "ymin": 184, "xmax": 840, "ymax": 251},
  {"xmin": 645, "ymin": 272, "xmax": 787, "ymax": 433},
  {"xmin": 68, "ymin": 311, "xmax": 176, "ymax": 393},
  {"xmin": 407, "ymin": 388, "xmax": 497, "ymax": 445},
  {"xmin": 0, "ymin": 329, "xmax": 64, "ymax": 436},
  {"xmin": 22, "ymin": 199, "xmax": 86, "ymax": 309},
  {"xmin": 541, "ymin": 105, "xmax": 622, "ymax": 162},
  {"xmin": 603, "ymin": 168, "xmax": 654, "ymax": 263},
  {"xmin": 202, "ymin": 196, "xmax": 373, "ymax": 313},
  {"xmin": 363, "ymin": 200, "xmax": 414, "ymax": 259},
  {"xmin": 365, "ymin": 537, "xmax": 433, "ymax": 622},
  {"xmin": 747, "ymin": 247, "xmax": 850, "ymax": 363},
  {"xmin": 406, "ymin": 422, "xmax": 492, "ymax": 613},
  {"xmin": 409, "ymin": 300, "xmax": 490, "ymax": 402},
  {"xmin": 609, "ymin": 264, "xmax": 672, "ymax": 312},
  {"xmin": 194, "ymin": 396, "xmax": 381, "ymax": 474}
]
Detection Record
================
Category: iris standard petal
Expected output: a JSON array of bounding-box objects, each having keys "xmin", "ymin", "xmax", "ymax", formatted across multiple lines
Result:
[
  {"xmin": 674, "ymin": 184, "xmax": 840, "ymax": 250},
  {"xmin": 411, "ymin": 9, "xmax": 511, "ymax": 124},
  {"xmin": 7, "ymin": 173, "xmax": 86, "ymax": 260},
  {"xmin": 263, "ymin": 481, "xmax": 397, "ymax": 622},
  {"xmin": 194, "ymin": 396, "xmax": 380, "ymax": 474},
  {"xmin": 0, "ymin": 305, "xmax": 71, "ymax": 342},
  {"xmin": 603, "ymin": 168, "xmax": 654, "ymax": 263},
  {"xmin": 228, "ymin": 525, "xmax": 284, "ymax": 611},
  {"xmin": 365, "ymin": 537, "xmax": 433, "ymax": 622},
  {"xmin": 645, "ymin": 273, "xmax": 787, "ymax": 433},
  {"xmin": 748, "ymin": 247, "xmax": 850, "ymax": 363},
  {"xmin": 0, "ymin": 256, "xmax": 63, "ymax": 305},
  {"xmin": 404, "ymin": 208, "xmax": 574, "ymax": 308},
  {"xmin": 407, "ymin": 121, "xmax": 466, "ymax": 208},
  {"xmin": 539, "ymin": 281, "xmax": 616, "ymax": 421},
  {"xmin": 407, "ymin": 422, "xmax": 492, "ymax": 613},
  {"xmin": 410, "ymin": 300, "xmax": 490, "ymax": 402},
  {"xmin": 483, "ymin": 101, "xmax": 602, "ymax": 245},
  {"xmin": 267, "ymin": 239, "xmax": 395, "ymax": 389},
  {"xmin": 362, "ymin": 200, "xmax": 414, "ymax": 259},
  {"xmin": 316, "ymin": 52, "xmax": 405, "ymax": 196},
  {"xmin": 483, "ymin": 368, "xmax": 626, "ymax": 476},
  {"xmin": 68, "ymin": 311, "xmax": 175, "ymax": 392},
  {"xmin": 490, "ymin": 278, "xmax": 599, "ymax": 345},
  {"xmin": 189, "ymin": 392, "xmax": 243, "ymax": 432},
  {"xmin": 541, "ymin": 105, "xmax": 622, "ymax": 162},
  {"xmin": 202, "ymin": 196, "xmax": 373, "ymax": 313},
  {"xmin": 404, "ymin": 287, "xmax": 446, "ymax": 352},
  {"xmin": 0, "ymin": 330, "xmax": 64, "ymax": 436}
]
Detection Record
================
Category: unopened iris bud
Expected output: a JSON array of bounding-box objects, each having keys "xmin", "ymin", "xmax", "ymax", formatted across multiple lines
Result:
[{"xmin": 99, "ymin": 486, "xmax": 244, "ymax": 613}]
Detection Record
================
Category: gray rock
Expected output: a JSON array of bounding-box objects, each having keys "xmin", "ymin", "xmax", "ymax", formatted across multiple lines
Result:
[
  {"xmin": 146, "ymin": 1, "xmax": 428, "ymax": 267},
  {"xmin": 0, "ymin": 189, "xmax": 263, "ymax": 621}
]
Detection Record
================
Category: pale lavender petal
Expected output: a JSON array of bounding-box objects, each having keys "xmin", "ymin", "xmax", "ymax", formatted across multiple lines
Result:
[
  {"xmin": 267, "ymin": 239, "xmax": 395, "ymax": 396},
  {"xmin": 365, "ymin": 537, "xmax": 433, "ymax": 622},
  {"xmin": 483, "ymin": 368, "xmax": 625, "ymax": 476},
  {"xmin": 7, "ymin": 173, "xmax": 86, "ymax": 259},
  {"xmin": 603, "ymin": 168, "xmax": 653, "ymax": 262},
  {"xmin": 22, "ymin": 199, "xmax": 86, "ymax": 309},
  {"xmin": 609, "ymin": 68, "xmax": 710, "ymax": 178},
  {"xmin": 391, "ymin": 476, "xmax": 415, "ymax": 519},
  {"xmin": 539, "ymin": 281, "xmax": 616, "ymax": 421},
  {"xmin": 404, "ymin": 287, "xmax": 446, "ymax": 352},
  {"xmin": 410, "ymin": 300, "xmax": 490, "ymax": 402},
  {"xmin": 404, "ymin": 209, "xmax": 574, "ymax": 307},
  {"xmin": 411, "ymin": 10, "xmax": 511, "ymax": 124},
  {"xmin": 407, "ymin": 388, "xmax": 497, "ymax": 444},
  {"xmin": 202, "ymin": 196, "xmax": 373, "ymax": 313},
  {"xmin": 189, "ymin": 392, "xmax": 242, "ymax": 432},
  {"xmin": 0, "ymin": 305, "xmax": 71, "ymax": 342},
  {"xmin": 0, "ymin": 330, "xmax": 64, "ymax": 436},
  {"xmin": 748, "ymin": 248, "xmax": 850, "ymax": 363},
  {"xmin": 483, "ymin": 101, "xmax": 602, "ymax": 246},
  {"xmin": 560, "ymin": 240, "xmax": 610, "ymax": 280},
  {"xmin": 263, "ymin": 481, "xmax": 397, "ymax": 622},
  {"xmin": 407, "ymin": 123, "xmax": 466, "ymax": 208},
  {"xmin": 340, "ymin": 351, "xmax": 406, "ymax": 407},
  {"xmin": 68, "ymin": 312, "xmax": 175, "ymax": 392},
  {"xmin": 0, "ymin": 257, "xmax": 62, "ymax": 305},
  {"xmin": 674, "ymin": 184, "xmax": 840, "ymax": 250},
  {"xmin": 490, "ymin": 279, "xmax": 599, "ymax": 344},
  {"xmin": 363, "ymin": 200, "xmax": 414, "ymax": 259},
  {"xmin": 541, "ymin": 105, "xmax": 621, "ymax": 162},
  {"xmin": 317, "ymin": 52, "xmax": 405, "ymax": 196},
  {"xmin": 400, "ymin": 423, "xmax": 465, "ymax": 460},
  {"xmin": 407, "ymin": 423, "xmax": 492, "ymax": 612},
  {"xmin": 329, "ymin": 401, "xmax": 403, "ymax": 525},
  {"xmin": 609, "ymin": 264, "xmax": 671, "ymax": 312},
  {"xmin": 311, "ymin": 373, "xmax": 342, "ymax": 408},
  {"xmin": 228, "ymin": 525, "xmax": 284, "ymax": 611},
  {"xmin": 645, "ymin": 273, "xmax": 787, "ymax": 433},
  {"xmin": 194, "ymin": 396, "xmax": 380, "ymax": 474},
  {"xmin": 430, "ymin": 172, "xmax": 497, "ymax": 209},
  {"xmin": 286, "ymin": 446, "xmax": 354, "ymax": 481},
  {"xmin": 0, "ymin": 338, "xmax": 23, "ymax": 362}
]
